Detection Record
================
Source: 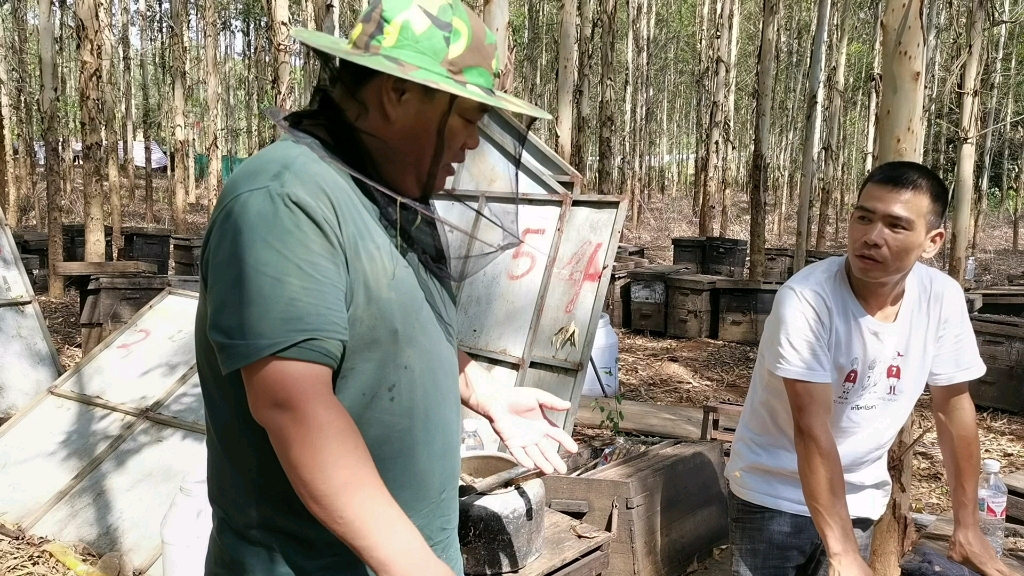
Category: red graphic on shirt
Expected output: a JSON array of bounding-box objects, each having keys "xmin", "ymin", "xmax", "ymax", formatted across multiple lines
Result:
[
  {"xmin": 887, "ymin": 352, "xmax": 903, "ymax": 396},
  {"xmin": 839, "ymin": 357, "xmax": 860, "ymax": 400}
]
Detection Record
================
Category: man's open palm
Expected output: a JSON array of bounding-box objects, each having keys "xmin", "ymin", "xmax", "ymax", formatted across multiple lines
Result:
[{"xmin": 488, "ymin": 388, "xmax": 579, "ymax": 475}]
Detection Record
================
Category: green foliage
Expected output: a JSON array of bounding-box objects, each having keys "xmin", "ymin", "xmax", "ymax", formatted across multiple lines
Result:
[{"xmin": 592, "ymin": 394, "xmax": 624, "ymax": 434}]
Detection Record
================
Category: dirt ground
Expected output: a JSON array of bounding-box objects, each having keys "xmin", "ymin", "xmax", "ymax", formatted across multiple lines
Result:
[{"xmin": 7, "ymin": 176, "xmax": 1024, "ymax": 572}]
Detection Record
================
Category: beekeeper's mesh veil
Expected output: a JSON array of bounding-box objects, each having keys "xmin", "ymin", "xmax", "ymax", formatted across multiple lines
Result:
[{"xmin": 269, "ymin": 55, "xmax": 533, "ymax": 294}]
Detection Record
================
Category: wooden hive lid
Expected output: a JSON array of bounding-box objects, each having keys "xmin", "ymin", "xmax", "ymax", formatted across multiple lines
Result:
[
  {"xmin": 715, "ymin": 278, "xmax": 782, "ymax": 291},
  {"xmin": 665, "ymin": 273, "xmax": 720, "ymax": 289},
  {"xmin": 627, "ymin": 264, "xmax": 690, "ymax": 282},
  {"xmin": 671, "ymin": 236, "xmax": 706, "ymax": 246}
]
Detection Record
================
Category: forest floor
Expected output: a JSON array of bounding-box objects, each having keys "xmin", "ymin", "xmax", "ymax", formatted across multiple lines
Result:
[{"xmin": 6, "ymin": 173, "xmax": 1024, "ymax": 572}]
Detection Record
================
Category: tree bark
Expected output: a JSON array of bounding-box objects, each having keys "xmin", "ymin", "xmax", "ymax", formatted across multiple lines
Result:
[
  {"xmin": 924, "ymin": 0, "xmax": 945, "ymax": 168},
  {"xmin": 101, "ymin": 0, "xmax": 123, "ymax": 252},
  {"xmin": 570, "ymin": 0, "xmax": 593, "ymax": 179},
  {"xmin": 171, "ymin": 0, "xmax": 187, "ymax": 234},
  {"xmin": 692, "ymin": 0, "xmax": 712, "ymax": 217},
  {"xmin": 269, "ymin": 0, "xmax": 293, "ymax": 114},
  {"xmin": 0, "ymin": 9, "xmax": 13, "ymax": 220},
  {"xmin": 39, "ymin": 0, "xmax": 65, "ymax": 297},
  {"xmin": 868, "ymin": 3, "xmax": 928, "ymax": 573},
  {"xmin": 205, "ymin": 0, "xmax": 222, "ymax": 214},
  {"xmin": 622, "ymin": 0, "xmax": 636, "ymax": 218},
  {"xmin": 140, "ymin": 0, "xmax": 155, "ymax": 223},
  {"xmin": 972, "ymin": 0, "xmax": 1009, "ymax": 254},
  {"xmin": 597, "ymin": 0, "xmax": 617, "ymax": 196},
  {"xmin": 748, "ymin": 0, "xmax": 779, "ymax": 281},
  {"xmin": 78, "ymin": 0, "xmax": 107, "ymax": 261},
  {"xmin": 483, "ymin": 0, "xmax": 511, "ymax": 91},
  {"xmin": 556, "ymin": 0, "xmax": 578, "ymax": 162},
  {"xmin": 816, "ymin": 0, "xmax": 850, "ymax": 251},
  {"xmin": 999, "ymin": 25, "xmax": 1018, "ymax": 213},
  {"xmin": 699, "ymin": 0, "xmax": 732, "ymax": 236},
  {"xmin": 719, "ymin": 0, "xmax": 739, "ymax": 237},
  {"xmin": 121, "ymin": 0, "xmax": 136, "ymax": 198},
  {"xmin": 949, "ymin": 0, "xmax": 986, "ymax": 283},
  {"xmin": 865, "ymin": 3, "xmax": 882, "ymax": 174},
  {"xmin": 794, "ymin": 0, "xmax": 831, "ymax": 272}
]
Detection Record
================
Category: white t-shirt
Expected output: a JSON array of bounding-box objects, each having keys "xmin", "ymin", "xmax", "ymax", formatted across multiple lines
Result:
[{"xmin": 724, "ymin": 256, "xmax": 986, "ymax": 520}]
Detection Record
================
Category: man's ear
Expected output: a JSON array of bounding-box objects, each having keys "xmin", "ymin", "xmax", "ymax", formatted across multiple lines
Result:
[
  {"xmin": 921, "ymin": 227, "xmax": 945, "ymax": 259},
  {"xmin": 379, "ymin": 76, "xmax": 415, "ymax": 121}
]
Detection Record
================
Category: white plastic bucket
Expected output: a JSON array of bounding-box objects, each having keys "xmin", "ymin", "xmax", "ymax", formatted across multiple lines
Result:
[
  {"xmin": 161, "ymin": 455, "xmax": 213, "ymax": 576},
  {"xmin": 583, "ymin": 313, "xmax": 619, "ymax": 397}
]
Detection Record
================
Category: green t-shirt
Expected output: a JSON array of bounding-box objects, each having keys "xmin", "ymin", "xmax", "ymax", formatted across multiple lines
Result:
[{"xmin": 195, "ymin": 138, "xmax": 463, "ymax": 575}]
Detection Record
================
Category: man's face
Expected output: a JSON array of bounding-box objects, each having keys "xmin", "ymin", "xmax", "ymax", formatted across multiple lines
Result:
[
  {"xmin": 846, "ymin": 183, "xmax": 945, "ymax": 283},
  {"xmin": 366, "ymin": 78, "xmax": 488, "ymax": 200}
]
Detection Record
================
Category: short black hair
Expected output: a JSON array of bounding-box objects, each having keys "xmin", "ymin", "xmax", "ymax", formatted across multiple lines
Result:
[{"xmin": 857, "ymin": 161, "xmax": 949, "ymax": 229}]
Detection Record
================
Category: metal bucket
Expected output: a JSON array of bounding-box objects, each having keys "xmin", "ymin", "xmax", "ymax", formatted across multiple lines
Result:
[{"xmin": 459, "ymin": 452, "xmax": 546, "ymax": 575}]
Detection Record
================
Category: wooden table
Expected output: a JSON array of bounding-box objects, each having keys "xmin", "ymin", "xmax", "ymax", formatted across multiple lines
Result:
[{"xmin": 509, "ymin": 509, "xmax": 611, "ymax": 576}]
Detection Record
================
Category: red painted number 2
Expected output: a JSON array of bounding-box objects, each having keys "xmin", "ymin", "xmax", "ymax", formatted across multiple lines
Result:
[
  {"xmin": 508, "ymin": 228, "xmax": 547, "ymax": 281},
  {"xmin": 560, "ymin": 241, "xmax": 604, "ymax": 314}
]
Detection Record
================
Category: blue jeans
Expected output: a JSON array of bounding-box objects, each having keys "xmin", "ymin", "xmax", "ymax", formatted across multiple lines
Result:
[{"xmin": 729, "ymin": 492, "xmax": 875, "ymax": 576}]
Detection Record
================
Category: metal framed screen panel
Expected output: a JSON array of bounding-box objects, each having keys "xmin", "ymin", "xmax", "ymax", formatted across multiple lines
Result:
[
  {"xmin": 0, "ymin": 290, "xmax": 202, "ymax": 574},
  {"xmin": 0, "ymin": 208, "xmax": 62, "ymax": 418},
  {"xmin": 441, "ymin": 110, "xmax": 628, "ymax": 434}
]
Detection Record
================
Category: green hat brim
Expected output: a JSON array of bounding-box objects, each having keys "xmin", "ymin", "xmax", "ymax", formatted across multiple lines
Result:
[{"xmin": 292, "ymin": 28, "xmax": 552, "ymax": 120}]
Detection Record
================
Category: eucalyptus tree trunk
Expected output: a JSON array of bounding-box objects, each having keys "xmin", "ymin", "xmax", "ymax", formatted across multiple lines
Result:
[
  {"xmin": 719, "ymin": 0, "xmax": 740, "ymax": 237},
  {"xmin": 556, "ymin": 0, "xmax": 578, "ymax": 162},
  {"xmin": 949, "ymin": 0, "xmax": 987, "ymax": 283},
  {"xmin": 140, "ymin": 0, "xmax": 156, "ymax": 223},
  {"xmin": 794, "ymin": 0, "xmax": 831, "ymax": 272},
  {"xmin": 571, "ymin": 0, "xmax": 593, "ymax": 179},
  {"xmin": 865, "ymin": 3, "xmax": 882, "ymax": 173},
  {"xmin": 101, "ymin": 0, "xmax": 123, "ymax": 250},
  {"xmin": 269, "ymin": 0, "xmax": 293, "ymax": 112},
  {"xmin": 121, "ymin": 0, "xmax": 136, "ymax": 196},
  {"xmin": 597, "ymin": 0, "xmax": 617, "ymax": 196},
  {"xmin": 483, "ymin": 0, "xmax": 511, "ymax": 90},
  {"xmin": 816, "ymin": 0, "xmax": 850, "ymax": 251},
  {"xmin": 0, "ymin": 10, "xmax": 13, "ymax": 220},
  {"xmin": 205, "ymin": 0, "xmax": 222, "ymax": 213},
  {"xmin": 748, "ymin": 0, "xmax": 779, "ymax": 280},
  {"xmin": 78, "ymin": 0, "xmax": 108, "ymax": 261},
  {"xmin": 699, "ymin": 0, "xmax": 733, "ymax": 236},
  {"xmin": 999, "ymin": 25, "xmax": 1018, "ymax": 213},
  {"xmin": 924, "ymin": 0, "xmax": 946, "ymax": 169},
  {"xmin": 972, "ymin": 0, "xmax": 1009, "ymax": 254},
  {"xmin": 869, "ymin": 3, "xmax": 928, "ymax": 572},
  {"xmin": 171, "ymin": 0, "xmax": 187, "ymax": 233},
  {"xmin": 39, "ymin": 0, "xmax": 65, "ymax": 297}
]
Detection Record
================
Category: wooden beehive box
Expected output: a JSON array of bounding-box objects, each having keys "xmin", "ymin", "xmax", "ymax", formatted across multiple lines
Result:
[
  {"xmin": 671, "ymin": 237, "xmax": 705, "ymax": 274},
  {"xmin": 121, "ymin": 226, "xmax": 173, "ymax": 275},
  {"xmin": 716, "ymin": 280, "xmax": 780, "ymax": 344},
  {"xmin": 627, "ymin": 265, "xmax": 690, "ymax": 333},
  {"xmin": 703, "ymin": 237, "xmax": 747, "ymax": 278},
  {"xmin": 665, "ymin": 274, "xmax": 719, "ymax": 339},
  {"xmin": 606, "ymin": 256, "xmax": 648, "ymax": 329},
  {"xmin": 764, "ymin": 248, "xmax": 794, "ymax": 283},
  {"xmin": 79, "ymin": 275, "xmax": 172, "ymax": 354},
  {"xmin": 969, "ymin": 314, "xmax": 1024, "ymax": 413},
  {"xmin": 542, "ymin": 440, "xmax": 729, "ymax": 576},
  {"xmin": 171, "ymin": 235, "xmax": 204, "ymax": 276}
]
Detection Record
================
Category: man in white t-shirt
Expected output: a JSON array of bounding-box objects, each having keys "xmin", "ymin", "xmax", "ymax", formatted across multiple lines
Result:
[{"xmin": 725, "ymin": 162, "xmax": 1014, "ymax": 576}]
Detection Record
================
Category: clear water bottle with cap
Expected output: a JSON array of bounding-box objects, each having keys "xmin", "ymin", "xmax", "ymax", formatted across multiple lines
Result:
[
  {"xmin": 978, "ymin": 458, "xmax": 1008, "ymax": 557},
  {"xmin": 460, "ymin": 419, "xmax": 485, "ymax": 455}
]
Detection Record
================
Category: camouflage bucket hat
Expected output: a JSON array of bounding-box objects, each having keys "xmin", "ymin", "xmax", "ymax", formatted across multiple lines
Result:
[{"xmin": 291, "ymin": 0, "xmax": 551, "ymax": 119}]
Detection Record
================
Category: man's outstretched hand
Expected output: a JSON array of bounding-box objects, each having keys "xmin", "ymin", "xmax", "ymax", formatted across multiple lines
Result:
[
  {"xmin": 485, "ymin": 387, "xmax": 579, "ymax": 475},
  {"xmin": 949, "ymin": 525, "xmax": 1017, "ymax": 576}
]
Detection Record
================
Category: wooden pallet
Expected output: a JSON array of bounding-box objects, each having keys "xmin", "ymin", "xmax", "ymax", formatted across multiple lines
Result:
[{"xmin": 576, "ymin": 397, "xmax": 739, "ymax": 440}]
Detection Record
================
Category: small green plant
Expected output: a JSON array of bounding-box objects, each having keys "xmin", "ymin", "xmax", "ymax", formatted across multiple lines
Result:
[{"xmin": 592, "ymin": 394, "xmax": 625, "ymax": 434}]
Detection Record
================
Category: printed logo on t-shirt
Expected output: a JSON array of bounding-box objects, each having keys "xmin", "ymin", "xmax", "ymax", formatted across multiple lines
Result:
[
  {"xmin": 839, "ymin": 357, "xmax": 860, "ymax": 401},
  {"xmin": 886, "ymin": 352, "xmax": 903, "ymax": 396}
]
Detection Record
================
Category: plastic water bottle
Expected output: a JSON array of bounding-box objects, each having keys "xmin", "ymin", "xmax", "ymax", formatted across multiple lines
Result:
[
  {"xmin": 161, "ymin": 461, "xmax": 213, "ymax": 576},
  {"xmin": 461, "ymin": 419, "xmax": 485, "ymax": 455},
  {"xmin": 979, "ymin": 458, "xmax": 1008, "ymax": 557}
]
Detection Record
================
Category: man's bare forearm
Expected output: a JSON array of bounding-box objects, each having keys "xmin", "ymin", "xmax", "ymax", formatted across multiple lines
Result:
[
  {"xmin": 244, "ymin": 360, "xmax": 452, "ymax": 576},
  {"xmin": 932, "ymin": 384, "xmax": 982, "ymax": 529},
  {"xmin": 459, "ymin": 350, "xmax": 494, "ymax": 419},
  {"xmin": 793, "ymin": 422, "xmax": 863, "ymax": 560}
]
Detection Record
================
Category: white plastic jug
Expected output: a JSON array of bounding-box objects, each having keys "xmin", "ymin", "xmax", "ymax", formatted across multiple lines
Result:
[
  {"xmin": 583, "ymin": 313, "xmax": 619, "ymax": 397},
  {"xmin": 161, "ymin": 457, "xmax": 213, "ymax": 576}
]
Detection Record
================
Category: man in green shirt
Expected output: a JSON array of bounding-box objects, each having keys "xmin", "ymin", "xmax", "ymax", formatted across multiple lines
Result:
[{"xmin": 194, "ymin": 2, "xmax": 578, "ymax": 574}]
